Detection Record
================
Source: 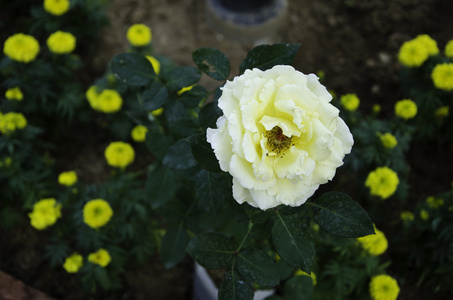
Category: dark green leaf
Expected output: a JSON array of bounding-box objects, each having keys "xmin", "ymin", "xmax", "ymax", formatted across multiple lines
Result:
[
  {"xmin": 192, "ymin": 47, "xmax": 230, "ymax": 81},
  {"xmin": 169, "ymin": 119, "xmax": 200, "ymax": 139},
  {"xmin": 145, "ymin": 164, "xmax": 177, "ymax": 208},
  {"xmin": 199, "ymin": 100, "xmax": 223, "ymax": 130},
  {"xmin": 142, "ymin": 81, "xmax": 169, "ymax": 111},
  {"xmin": 246, "ymin": 208, "xmax": 274, "ymax": 224},
  {"xmin": 94, "ymin": 266, "xmax": 113, "ymax": 290},
  {"xmin": 110, "ymin": 53, "xmax": 155, "ymax": 87},
  {"xmin": 236, "ymin": 249, "xmax": 279, "ymax": 287},
  {"xmin": 219, "ymin": 271, "xmax": 254, "ymax": 300},
  {"xmin": 162, "ymin": 139, "xmax": 198, "ymax": 170},
  {"xmin": 164, "ymin": 99, "xmax": 186, "ymax": 122},
  {"xmin": 186, "ymin": 232, "xmax": 235, "ymax": 269},
  {"xmin": 192, "ymin": 169, "xmax": 230, "ymax": 215},
  {"xmin": 164, "ymin": 66, "xmax": 201, "ymax": 91},
  {"xmin": 312, "ymin": 192, "xmax": 374, "ymax": 238},
  {"xmin": 239, "ymin": 43, "xmax": 301, "ymax": 73},
  {"xmin": 188, "ymin": 133, "xmax": 221, "ymax": 173},
  {"xmin": 145, "ymin": 126, "xmax": 174, "ymax": 161},
  {"xmin": 179, "ymin": 85, "xmax": 208, "ymax": 108},
  {"xmin": 283, "ymin": 275, "xmax": 313, "ymax": 300},
  {"xmin": 272, "ymin": 213, "xmax": 315, "ymax": 273},
  {"xmin": 161, "ymin": 226, "xmax": 190, "ymax": 268}
]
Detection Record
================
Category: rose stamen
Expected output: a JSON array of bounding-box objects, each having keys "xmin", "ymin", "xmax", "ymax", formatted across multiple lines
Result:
[{"xmin": 264, "ymin": 126, "xmax": 293, "ymax": 155}]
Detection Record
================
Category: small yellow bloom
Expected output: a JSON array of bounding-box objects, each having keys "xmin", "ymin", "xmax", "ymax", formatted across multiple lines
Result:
[
  {"xmin": 378, "ymin": 132, "xmax": 398, "ymax": 150},
  {"xmin": 431, "ymin": 63, "xmax": 453, "ymax": 91},
  {"xmin": 369, "ymin": 274, "xmax": 400, "ymax": 300},
  {"xmin": 372, "ymin": 104, "xmax": 381, "ymax": 114},
  {"xmin": 131, "ymin": 125, "xmax": 148, "ymax": 142},
  {"xmin": 83, "ymin": 199, "xmax": 113, "ymax": 229},
  {"xmin": 88, "ymin": 248, "xmax": 111, "ymax": 267},
  {"xmin": 146, "ymin": 55, "xmax": 160, "ymax": 75},
  {"xmin": 400, "ymin": 211, "xmax": 414, "ymax": 222},
  {"xmin": 44, "ymin": 0, "xmax": 70, "ymax": 16},
  {"xmin": 445, "ymin": 40, "xmax": 453, "ymax": 59},
  {"xmin": 28, "ymin": 198, "xmax": 62, "ymax": 230},
  {"xmin": 357, "ymin": 226, "xmax": 388, "ymax": 256},
  {"xmin": 395, "ymin": 99, "xmax": 417, "ymax": 120},
  {"xmin": 413, "ymin": 34, "xmax": 439, "ymax": 56},
  {"xmin": 104, "ymin": 141, "xmax": 135, "ymax": 168},
  {"xmin": 127, "ymin": 24, "xmax": 152, "ymax": 47},
  {"xmin": 435, "ymin": 106, "xmax": 449, "ymax": 118},
  {"xmin": 420, "ymin": 209, "xmax": 429, "ymax": 221},
  {"xmin": 426, "ymin": 196, "xmax": 444, "ymax": 209},
  {"xmin": 294, "ymin": 270, "xmax": 317, "ymax": 285},
  {"xmin": 3, "ymin": 33, "xmax": 40, "ymax": 63},
  {"xmin": 63, "ymin": 253, "xmax": 83, "ymax": 273},
  {"xmin": 398, "ymin": 39, "xmax": 429, "ymax": 67},
  {"xmin": 177, "ymin": 85, "xmax": 195, "ymax": 96},
  {"xmin": 85, "ymin": 85, "xmax": 101, "ymax": 110},
  {"xmin": 0, "ymin": 112, "xmax": 27, "ymax": 135},
  {"xmin": 151, "ymin": 107, "xmax": 164, "ymax": 116},
  {"xmin": 340, "ymin": 93, "xmax": 360, "ymax": 112},
  {"xmin": 0, "ymin": 157, "xmax": 12, "ymax": 168},
  {"xmin": 365, "ymin": 166, "xmax": 399, "ymax": 200},
  {"xmin": 97, "ymin": 89, "xmax": 123, "ymax": 113},
  {"xmin": 58, "ymin": 170, "xmax": 78, "ymax": 186},
  {"xmin": 5, "ymin": 87, "xmax": 23, "ymax": 101},
  {"xmin": 47, "ymin": 31, "xmax": 76, "ymax": 54}
]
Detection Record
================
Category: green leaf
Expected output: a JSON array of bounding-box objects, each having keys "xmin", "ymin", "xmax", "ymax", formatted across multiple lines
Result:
[
  {"xmin": 142, "ymin": 80, "xmax": 169, "ymax": 111},
  {"xmin": 192, "ymin": 47, "xmax": 230, "ymax": 81},
  {"xmin": 236, "ymin": 249, "xmax": 279, "ymax": 287},
  {"xmin": 188, "ymin": 133, "xmax": 221, "ymax": 173},
  {"xmin": 192, "ymin": 169, "xmax": 230, "ymax": 215},
  {"xmin": 169, "ymin": 119, "xmax": 200, "ymax": 139},
  {"xmin": 199, "ymin": 100, "xmax": 223, "ymax": 130},
  {"xmin": 179, "ymin": 85, "xmax": 208, "ymax": 108},
  {"xmin": 164, "ymin": 66, "xmax": 201, "ymax": 91},
  {"xmin": 162, "ymin": 139, "xmax": 198, "ymax": 170},
  {"xmin": 110, "ymin": 53, "xmax": 155, "ymax": 87},
  {"xmin": 160, "ymin": 226, "xmax": 190, "ymax": 269},
  {"xmin": 312, "ymin": 192, "xmax": 375, "ymax": 238},
  {"xmin": 239, "ymin": 43, "xmax": 301, "ymax": 74},
  {"xmin": 94, "ymin": 266, "xmax": 113, "ymax": 290},
  {"xmin": 145, "ymin": 126, "xmax": 174, "ymax": 161},
  {"xmin": 283, "ymin": 275, "xmax": 313, "ymax": 300},
  {"xmin": 145, "ymin": 164, "xmax": 177, "ymax": 208},
  {"xmin": 272, "ymin": 213, "xmax": 315, "ymax": 273},
  {"xmin": 219, "ymin": 271, "xmax": 254, "ymax": 300},
  {"xmin": 186, "ymin": 232, "xmax": 235, "ymax": 269}
]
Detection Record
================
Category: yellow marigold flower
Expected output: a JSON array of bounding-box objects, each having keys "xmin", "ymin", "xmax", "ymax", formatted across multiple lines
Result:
[
  {"xmin": 372, "ymin": 104, "xmax": 381, "ymax": 114},
  {"xmin": 445, "ymin": 40, "xmax": 453, "ymax": 59},
  {"xmin": 426, "ymin": 196, "xmax": 444, "ymax": 209},
  {"xmin": 97, "ymin": 89, "xmax": 123, "ymax": 113},
  {"xmin": 435, "ymin": 106, "xmax": 449, "ymax": 118},
  {"xmin": 177, "ymin": 84, "xmax": 195, "ymax": 96},
  {"xmin": 88, "ymin": 248, "xmax": 111, "ymax": 267},
  {"xmin": 44, "ymin": 0, "xmax": 70, "ymax": 16},
  {"xmin": 398, "ymin": 39, "xmax": 429, "ymax": 67},
  {"xmin": 420, "ymin": 209, "xmax": 429, "ymax": 221},
  {"xmin": 83, "ymin": 199, "xmax": 113, "ymax": 229},
  {"xmin": 47, "ymin": 31, "xmax": 76, "ymax": 54},
  {"xmin": 58, "ymin": 170, "xmax": 77, "ymax": 186},
  {"xmin": 365, "ymin": 166, "xmax": 399, "ymax": 200},
  {"xmin": 146, "ymin": 55, "xmax": 160, "ymax": 75},
  {"xmin": 127, "ymin": 24, "xmax": 152, "ymax": 47},
  {"xmin": 28, "ymin": 198, "xmax": 62, "ymax": 230},
  {"xmin": 400, "ymin": 211, "xmax": 414, "ymax": 222},
  {"xmin": 357, "ymin": 225, "xmax": 388, "ymax": 256},
  {"xmin": 151, "ymin": 107, "xmax": 164, "ymax": 116},
  {"xmin": 395, "ymin": 99, "xmax": 417, "ymax": 119},
  {"xmin": 85, "ymin": 85, "xmax": 101, "ymax": 110},
  {"xmin": 63, "ymin": 253, "xmax": 83, "ymax": 273},
  {"xmin": 0, "ymin": 112, "xmax": 27, "ymax": 135},
  {"xmin": 413, "ymin": 34, "xmax": 439, "ymax": 56},
  {"xmin": 3, "ymin": 33, "xmax": 40, "ymax": 63},
  {"xmin": 294, "ymin": 270, "xmax": 317, "ymax": 285},
  {"xmin": 131, "ymin": 125, "xmax": 148, "ymax": 142},
  {"xmin": 0, "ymin": 157, "xmax": 12, "ymax": 168},
  {"xmin": 104, "ymin": 141, "xmax": 135, "ymax": 168},
  {"xmin": 5, "ymin": 87, "xmax": 23, "ymax": 101},
  {"xmin": 340, "ymin": 93, "xmax": 360, "ymax": 112},
  {"xmin": 431, "ymin": 63, "xmax": 453, "ymax": 91},
  {"xmin": 378, "ymin": 132, "xmax": 398, "ymax": 150},
  {"xmin": 369, "ymin": 274, "xmax": 400, "ymax": 300}
]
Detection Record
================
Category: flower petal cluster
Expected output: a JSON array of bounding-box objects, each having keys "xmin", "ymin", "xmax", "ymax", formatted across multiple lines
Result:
[
  {"xmin": 340, "ymin": 93, "xmax": 360, "ymax": 112},
  {"xmin": 426, "ymin": 196, "xmax": 444, "ymax": 209},
  {"xmin": 83, "ymin": 199, "xmax": 113, "ymax": 229},
  {"xmin": 0, "ymin": 112, "xmax": 27, "ymax": 135},
  {"xmin": 3, "ymin": 33, "xmax": 40, "ymax": 63},
  {"xmin": 394, "ymin": 99, "xmax": 417, "ymax": 120},
  {"xmin": 431, "ymin": 63, "xmax": 453, "ymax": 91},
  {"xmin": 88, "ymin": 248, "xmax": 111, "ymax": 267},
  {"xmin": 44, "ymin": 0, "xmax": 70, "ymax": 16},
  {"xmin": 369, "ymin": 274, "xmax": 400, "ymax": 300},
  {"xmin": 365, "ymin": 166, "xmax": 399, "ymax": 199},
  {"xmin": 28, "ymin": 198, "xmax": 62, "ymax": 230},
  {"xmin": 127, "ymin": 24, "xmax": 152, "ymax": 47},
  {"xmin": 207, "ymin": 65, "xmax": 354, "ymax": 210},
  {"xmin": 47, "ymin": 31, "xmax": 76, "ymax": 54},
  {"xmin": 435, "ymin": 106, "xmax": 449, "ymax": 118},
  {"xmin": 104, "ymin": 141, "xmax": 135, "ymax": 168},
  {"xmin": 86, "ymin": 87, "xmax": 123, "ymax": 113},
  {"xmin": 146, "ymin": 55, "xmax": 161, "ymax": 75},
  {"xmin": 420, "ymin": 209, "xmax": 429, "ymax": 220},
  {"xmin": 400, "ymin": 211, "xmax": 414, "ymax": 222},
  {"xmin": 445, "ymin": 40, "xmax": 453, "ymax": 59},
  {"xmin": 357, "ymin": 225, "xmax": 388, "ymax": 256},
  {"xmin": 131, "ymin": 125, "xmax": 148, "ymax": 142},
  {"xmin": 5, "ymin": 87, "xmax": 23, "ymax": 101},
  {"xmin": 414, "ymin": 34, "xmax": 439, "ymax": 55},
  {"xmin": 58, "ymin": 170, "xmax": 78, "ymax": 186},
  {"xmin": 63, "ymin": 253, "xmax": 83, "ymax": 273},
  {"xmin": 378, "ymin": 132, "xmax": 397, "ymax": 150},
  {"xmin": 398, "ymin": 34, "xmax": 438, "ymax": 67}
]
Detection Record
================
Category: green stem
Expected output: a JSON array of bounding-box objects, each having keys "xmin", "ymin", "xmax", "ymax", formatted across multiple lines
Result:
[{"xmin": 235, "ymin": 221, "xmax": 253, "ymax": 253}]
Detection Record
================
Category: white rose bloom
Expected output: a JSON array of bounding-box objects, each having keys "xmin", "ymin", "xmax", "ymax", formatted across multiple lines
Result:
[{"xmin": 207, "ymin": 65, "xmax": 353, "ymax": 210}]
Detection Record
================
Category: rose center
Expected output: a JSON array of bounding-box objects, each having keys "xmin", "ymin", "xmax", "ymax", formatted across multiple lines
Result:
[{"xmin": 264, "ymin": 126, "xmax": 293, "ymax": 155}]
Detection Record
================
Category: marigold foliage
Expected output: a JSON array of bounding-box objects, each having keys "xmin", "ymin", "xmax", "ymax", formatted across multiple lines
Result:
[
  {"xmin": 83, "ymin": 199, "xmax": 113, "ymax": 229},
  {"xmin": 369, "ymin": 274, "xmax": 400, "ymax": 300},
  {"xmin": 357, "ymin": 226, "xmax": 388, "ymax": 256},
  {"xmin": 88, "ymin": 248, "xmax": 111, "ymax": 267},
  {"xmin": 47, "ymin": 31, "xmax": 76, "ymax": 54},
  {"xmin": 104, "ymin": 141, "xmax": 135, "ymax": 168},
  {"xmin": 394, "ymin": 99, "xmax": 417, "ymax": 120},
  {"xmin": 365, "ymin": 166, "xmax": 399, "ymax": 199},
  {"xmin": 131, "ymin": 125, "xmax": 148, "ymax": 142},
  {"xmin": 58, "ymin": 171, "xmax": 78, "ymax": 186},
  {"xmin": 127, "ymin": 24, "xmax": 152, "ymax": 47},
  {"xmin": 5, "ymin": 87, "xmax": 23, "ymax": 101},
  {"xmin": 44, "ymin": 0, "xmax": 70, "ymax": 16},
  {"xmin": 3, "ymin": 33, "xmax": 40, "ymax": 63},
  {"xmin": 0, "ymin": 112, "xmax": 28, "ymax": 135},
  {"xmin": 63, "ymin": 253, "xmax": 83, "ymax": 273},
  {"xmin": 431, "ymin": 63, "xmax": 453, "ymax": 91},
  {"xmin": 28, "ymin": 198, "xmax": 62, "ymax": 230},
  {"xmin": 379, "ymin": 132, "xmax": 398, "ymax": 150},
  {"xmin": 340, "ymin": 93, "xmax": 360, "ymax": 112}
]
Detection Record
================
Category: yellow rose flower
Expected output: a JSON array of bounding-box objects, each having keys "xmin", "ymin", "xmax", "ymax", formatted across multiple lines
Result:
[
  {"xmin": 357, "ymin": 225, "xmax": 388, "ymax": 256},
  {"xmin": 28, "ymin": 198, "xmax": 62, "ymax": 230},
  {"xmin": 435, "ymin": 106, "xmax": 449, "ymax": 118},
  {"xmin": 431, "ymin": 63, "xmax": 453, "ymax": 91},
  {"xmin": 400, "ymin": 211, "xmax": 414, "ymax": 222},
  {"xmin": 365, "ymin": 166, "xmax": 399, "ymax": 199},
  {"xmin": 126, "ymin": 24, "xmax": 152, "ymax": 47},
  {"xmin": 3, "ymin": 33, "xmax": 40, "ymax": 63},
  {"xmin": 5, "ymin": 87, "xmax": 23, "ymax": 101},
  {"xmin": 394, "ymin": 99, "xmax": 417, "ymax": 119},
  {"xmin": 97, "ymin": 89, "xmax": 123, "ymax": 113},
  {"xmin": 146, "ymin": 55, "xmax": 160, "ymax": 75},
  {"xmin": 88, "ymin": 248, "xmax": 111, "ymax": 267},
  {"xmin": 83, "ymin": 199, "xmax": 113, "ymax": 229},
  {"xmin": 131, "ymin": 125, "xmax": 148, "ymax": 142},
  {"xmin": 58, "ymin": 170, "xmax": 78, "ymax": 186},
  {"xmin": 398, "ymin": 39, "xmax": 429, "ymax": 67},
  {"xmin": 0, "ymin": 112, "xmax": 27, "ymax": 135},
  {"xmin": 47, "ymin": 31, "xmax": 76, "ymax": 54},
  {"xmin": 413, "ymin": 34, "xmax": 439, "ymax": 56},
  {"xmin": 369, "ymin": 274, "xmax": 400, "ymax": 300},
  {"xmin": 44, "ymin": 0, "xmax": 70, "ymax": 16},
  {"xmin": 63, "ymin": 253, "xmax": 83, "ymax": 273},
  {"xmin": 445, "ymin": 40, "xmax": 453, "ymax": 59},
  {"xmin": 104, "ymin": 141, "xmax": 135, "ymax": 168},
  {"xmin": 378, "ymin": 132, "xmax": 398, "ymax": 150},
  {"xmin": 340, "ymin": 93, "xmax": 360, "ymax": 112}
]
